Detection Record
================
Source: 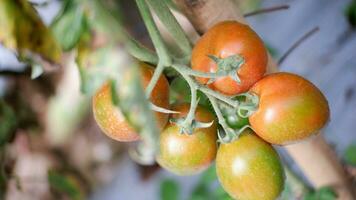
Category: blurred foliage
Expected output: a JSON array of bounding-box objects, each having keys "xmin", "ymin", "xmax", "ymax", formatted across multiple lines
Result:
[
  {"xmin": 343, "ymin": 143, "xmax": 356, "ymax": 166},
  {"xmin": 0, "ymin": 0, "xmax": 62, "ymax": 63},
  {"xmin": 0, "ymin": 100, "xmax": 17, "ymax": 146},
  {"xmin": 345, "ymin": 0, "xmax": 356, "ymax": 28},
  {"xmin": 51, "ymin": 0, "xmax": 88, "ymax": 51},
  {"xmin": 265, "ymin": 43, "xmax": 279, "ymax": 59},
  {"xmin": 76, "ymin": 33, "xmax": 113, "ymax": 96},
  {"xmin": 160, "ymin": 178, "xmax": 180, "ymax": 200},
  {"xmin": 303, "ymin": 187, "xmax": 337, "ymax": 200},
  {"xmin": 48, "ymin": 170, "xmax": 85, "ymax": 200}
]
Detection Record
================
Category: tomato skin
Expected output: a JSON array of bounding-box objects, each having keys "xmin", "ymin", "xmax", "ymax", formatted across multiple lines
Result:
[
  {"xmin": 249, "ymin": 72, "xmax": 330, "ymax": 145},
  {"xmin": 92, "ymin": 62, "xmax": 169, "ymax": 142},
  {"xmin": 157, "ymin": 104, "xmax": 217, "ymax": 175},
  {"xmin": 216, "ymin": 130, "xmax": 284, "ymax": 200},
  {"xmin": 191, "ymin": 21, "xmax": 267, "ymax": 95}
]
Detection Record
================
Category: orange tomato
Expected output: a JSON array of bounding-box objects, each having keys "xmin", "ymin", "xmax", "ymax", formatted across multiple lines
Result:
[
  {"xmin": 157, "ymin": 104, "xmax": 217, "ymax": 175},
  {"xmin": 92, "ymin": 62, "xmax": 169, "ymax": 142},
  {"xmin": 191, "ymin": 21, "xmax": 267, "ymax": 95},
  {"xmin": 249, "ymin": 72, "xmax": 330, "ymax": 145}
]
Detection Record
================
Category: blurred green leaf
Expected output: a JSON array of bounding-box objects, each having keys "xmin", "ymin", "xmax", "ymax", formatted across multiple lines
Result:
[
  {"xmin": 0, "ymin": 0, "xmax": 62, "ymax": 63},
  {"xmin": 344, "ymin": 143, "xmax": 356, "ymax": 166},
  {"xmin": 303, "ymin": 187, "xmax": 337, "ymax": 200},
  {"xmin": 51, "ymin": 0, "xmax": 87, "ymax": 51},
  {"xmin": 189, "ymin": 184, "xmax": 211, "ymax": 200},
  {"xmin": 76, "ymin": 34, "xmax": 118, "ymax": 96},
  {"xmin": 189, "ymin": 165, "xmax": 228, "ymax": 200},
  {"xmin": 0, "ymin": 100, "xmax": 17, "ymax": 146},
  {"xmin": 77, "ymin": 0, "xmax": 159, "ymax": 159},
  {"xmin": 345, "ymin": 0, "xmax": 356, "ymax": 28},
  {"xmin": 48, "ymin": 171, "xmax": 84, "ymax": 200},
  {"xmin": 160, "ymin": 179, "xmax": 180, "ymax": 200},
  {"xmin": 199, "ymin": 165, "xmax": 217, "ymax": 184},
  {"xmin": 213, "ymin": 186, "xmax": 233, "ymax": 200},
  {"xmin": 265, "ymin": 43, "xmax": 279, "ymax": 59}
]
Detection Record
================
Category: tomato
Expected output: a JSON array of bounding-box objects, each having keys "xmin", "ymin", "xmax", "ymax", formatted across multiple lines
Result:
[
  {"xmin": 92, "ymin": 62, "xmax": 169, "ymax": 142},
  {"xmin": 157, "ymin": 103, "xmax": 217, "ymax": 175},
  {"xmin": 249, "ymin": 72, "xmax": 330, "ymax": 145},
  {"xmin": 216, "ymin": 129, "xmax": 284, "ymax": 200},
  {"xmin": 191, "ymin": 21, "xmax": 267, "ymax": 95}
]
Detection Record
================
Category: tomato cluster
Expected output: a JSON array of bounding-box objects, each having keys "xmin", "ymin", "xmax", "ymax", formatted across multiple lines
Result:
[{"xmin": 92, "ymin": 21, "xmax": 330, "ymax": 200}]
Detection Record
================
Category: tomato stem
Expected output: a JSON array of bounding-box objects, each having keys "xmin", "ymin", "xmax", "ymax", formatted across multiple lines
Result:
[
  {"xmin": 136, "ymin": 0, "xmax": 172, "ymax": 66},
  {"xmin": 207, "ymin": 54, "xmax": 245, "ymax": 85},
  {"xmin": 146, "ymin": 0, "xmax": 192, "ymax": 56},
  {"xmin": 207, "ymin": 95, "xmax": 237, "ymax": 143},
  {"xmin": 126, "ymin": 37, "xmax": 158, "ymax": 64},
  {"xmin": 146, "ymin": 62, "xmax": 165, "ymax": 97},
  {"xmin": 171, "ymin": 63, "xmax": 238, "ymax": 107}
]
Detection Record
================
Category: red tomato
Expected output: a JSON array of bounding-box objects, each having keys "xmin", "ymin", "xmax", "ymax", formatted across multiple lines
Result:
[
  {"xmin": 216, "ymin": 129, "xmax": 284, "ymax": 200},
  {"xmin": 92, "ymin": 62, "xmax": 170, "ymax": 142},
  {"xmin": 249, "ymin": 72, "xmax": 330, "ymax": 145},
  {"xmin": 157, "ymin": 104, "xmax": 217, "ymax": 175},
  {"xmin": 191, "ymin": 21, "xmax": 267, "ymax": 95}
]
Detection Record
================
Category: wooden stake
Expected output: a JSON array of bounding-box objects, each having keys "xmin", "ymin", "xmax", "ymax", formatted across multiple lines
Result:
[{"xmin": 174, "ymin": 0, "xmax": 355, "ymax": 199}]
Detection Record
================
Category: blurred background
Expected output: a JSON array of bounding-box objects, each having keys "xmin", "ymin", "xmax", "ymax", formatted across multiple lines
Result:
[{"xmin": 1, "ymin": 0, "xmax": 356, "ymax": 199}]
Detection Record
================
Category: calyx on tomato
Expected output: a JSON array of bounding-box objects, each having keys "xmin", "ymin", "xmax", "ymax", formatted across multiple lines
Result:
[
  {"xmin": 217, "ymin": 92, "xmax": 259, "ymax": 143},
  {"xmin": 170, "ymin": 117, "xmax": 214, "ymax": 135},
  {"xmin": 207, "ymin": 54, "xmax": 245, "ymax": 84}
]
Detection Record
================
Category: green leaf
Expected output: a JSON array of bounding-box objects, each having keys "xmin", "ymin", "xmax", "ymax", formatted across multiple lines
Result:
[
  {"xmin": 189, "ymin": 184, "xmax": 211, "ymax": 200},
  {"xmin": 48, "ymin": 171, "xmax": 84, "ymax": 200},
  {"xmin": 0, "ymin": 0, "xmax": 62, "ymax": 63},
  {"xmin": 345, "ymin": 0, "xmax": 356, "ymax": 28},
  {"xmin": 160, "ymin": 179, "xmax": 180, "ymax": 200},
  {"xmin": 265, "ymin": 43, "xmax": 279, "ymax": 59},
  {"xmin": 51, "ymin": 0, "xmax": 87, "ymax": 51},
  {"xmin": 199, "ymin": 165, "xmax": 217, "ymax": 184},
  {"xmin": 0, "ymin": 100, "xmax": 17, "ymax": 146},
  {"xmin": 213, "ymin": 186, "xmax": 233, "ymax": 200},
  {"xmin": 344, "ymin": 143, "xmax": 356, "ymax": 166},
  {"xmin": 303, "ymin": 187, "xmax": 337, "ymax": 200}
]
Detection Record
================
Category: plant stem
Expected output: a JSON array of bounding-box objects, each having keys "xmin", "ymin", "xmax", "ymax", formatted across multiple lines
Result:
[
  {"xmin": 126, "ymin": 37, "xmax": 158, "ymax": 64},
  {"xmin": 146, "ymin": 0, "xmax": 192, "ymax": 56},
  {"xmin": 198, "ymin": 86, "xmax": 238, "ymax": 107},
  {"xmin": 145, "ymin": 62, "xmax": 165, "ymax": 97},
  {"xmin": 172, "ymin": 63, "xmax": 225, "ymax": 79},
  {"xmin": 135, "ymin": 0, "xmax": 172, "ymax": 66},
  {"xmin": 206, "ymin": 95, "xmax": 235, "ymax": 143},
  {"xmin": 170, "ymin": 64, "xmax": 238, "ymax": 108},
  {"xmin": 179, "ymin": 66, "xmax": 198, "ymax": 127}
]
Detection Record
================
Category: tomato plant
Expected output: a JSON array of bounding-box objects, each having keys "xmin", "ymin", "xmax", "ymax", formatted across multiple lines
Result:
[
  {"xmin": 191, "ymin": 21, "xmax": 268, "ymax": 95},
  {"xmin": 216, "ymin": 129, "xmax": 285, "ymax": 200},
  {"xmin": 249, "ymin": 72, "xmax": 330, "ymax": 145},
  {"xmin": 92, "ymin": 62, "xmax": 170, "ymax": 142},
  {"xmin": 157, "ymin": 103, "xmax": 217, "ymax": 175}
]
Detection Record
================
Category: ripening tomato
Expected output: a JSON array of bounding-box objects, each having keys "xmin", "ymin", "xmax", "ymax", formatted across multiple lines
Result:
[
  {"xmin": 191, "ymin": 21, "xmax": 267, "ymax": 95},
  {"xmin": 92, "ymin": 62, "xmax": 169, "ymax": 142},
  {"xmin": 157, "ymin": 104, "xmax": 217, "ymax": 175},
  {"xmin": 216, "ymin": 129, "xmax": 284, "ymax": 200},
  {"xmin": 249, "ymin": 72, "xmax": 330, "ymax": 145}
]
